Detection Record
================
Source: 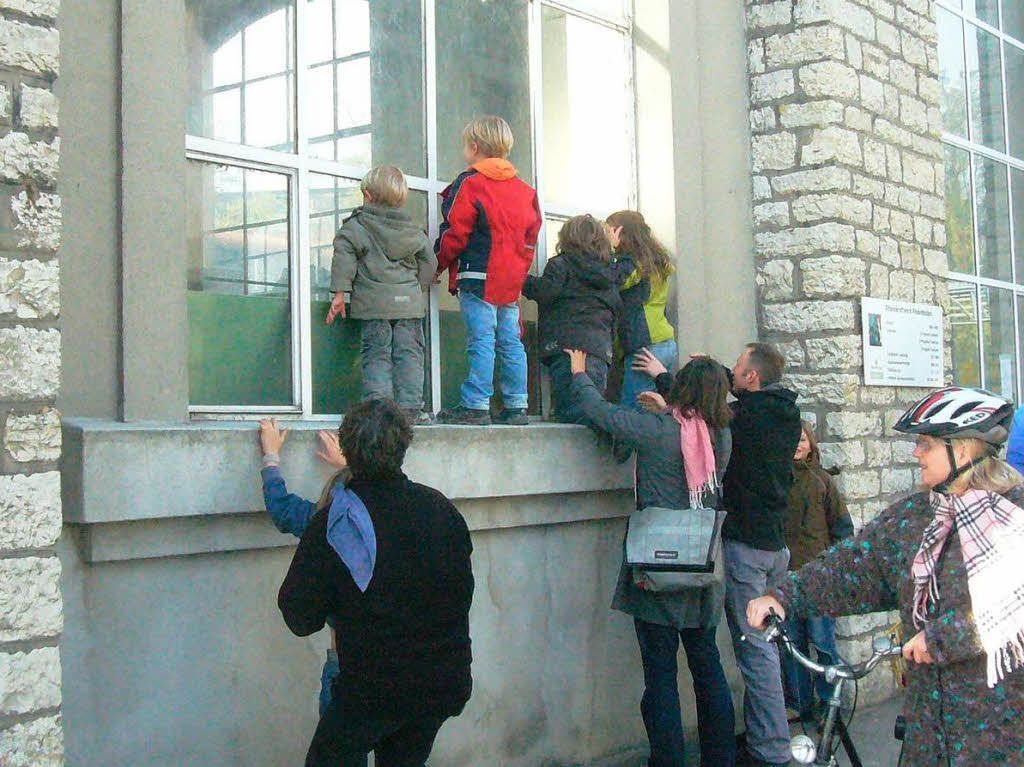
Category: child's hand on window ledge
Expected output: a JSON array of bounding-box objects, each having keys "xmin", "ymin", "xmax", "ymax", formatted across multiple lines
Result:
[
  {"xmin": 316, "ymin": 430, "xmax": 347, "ymax": 469},
  {"xmin": 631, "ymin": 348, "xmax": 668, "ymax": 378},
  {"xmin": 259, "ymin": 419, "xmax": 288, "ymax": 459},
  {"xmin": 564, "ymin": 349, "xmax": 588, "ymax": 376},
  {"xmin": 325, "ymin": 293, "xmax": 347, "ymax": 324}
]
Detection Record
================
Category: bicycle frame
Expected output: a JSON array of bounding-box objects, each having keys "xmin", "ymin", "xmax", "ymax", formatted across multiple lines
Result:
[{"xmin": 759, "ymin": 612, "xmax": 902, "ymax": 767}]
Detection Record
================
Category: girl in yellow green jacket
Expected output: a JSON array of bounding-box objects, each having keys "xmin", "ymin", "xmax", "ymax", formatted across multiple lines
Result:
[{"xmin": 606, "ymin": 210, "xmax": 677, "ymax": 410}]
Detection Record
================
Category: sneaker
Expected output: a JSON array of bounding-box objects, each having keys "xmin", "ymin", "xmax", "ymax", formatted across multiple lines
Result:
[
  {"xmin": 402, "ymin": 409, "xmax": 434, "ymax": 426},
  {"xmin": 493, "ymin": 408, "xmax": 529, "ymax": 426},
  {"xmin": 436, "ymin": 406, "xmax": 491, "ymax": 426}
]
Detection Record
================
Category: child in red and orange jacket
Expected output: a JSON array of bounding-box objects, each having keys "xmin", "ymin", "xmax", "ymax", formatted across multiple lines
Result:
[{"xmin": 434, "ymin": 116, "xmax": 542, "ymax": 426}]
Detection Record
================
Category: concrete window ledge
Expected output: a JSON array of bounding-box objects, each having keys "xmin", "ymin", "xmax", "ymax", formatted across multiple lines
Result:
[{"xmin": 62, "ymin": 419, "xmax": 635, "ymax": 563}]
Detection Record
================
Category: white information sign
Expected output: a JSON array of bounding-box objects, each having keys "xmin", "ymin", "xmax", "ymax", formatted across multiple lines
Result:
[{"xmin": 861, "ymin": 297, "xmax": 943, "ymax": 387}]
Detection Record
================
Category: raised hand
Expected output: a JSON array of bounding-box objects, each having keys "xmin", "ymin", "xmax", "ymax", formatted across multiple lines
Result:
[{"xmin": 316, "ymin": 430, "xmax": 347, "ymax": 469}]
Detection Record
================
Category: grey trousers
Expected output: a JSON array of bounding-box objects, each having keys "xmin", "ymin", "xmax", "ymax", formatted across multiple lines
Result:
[
  {"xmin": 723, "ymin": 538, "xmax": 792, "ymax": 765},
  {"xmin": 360, "ymin": 318, "xmax": 425, "ymax": 410}
]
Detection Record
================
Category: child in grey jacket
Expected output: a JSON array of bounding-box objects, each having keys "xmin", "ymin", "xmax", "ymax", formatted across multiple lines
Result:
[{"xmin": 327, "ymin": 166, "xmax": 436, "ymax": 423}]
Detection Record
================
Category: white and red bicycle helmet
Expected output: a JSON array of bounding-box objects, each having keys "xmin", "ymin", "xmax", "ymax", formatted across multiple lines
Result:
[
  {"xmin": 893, "ymin": 386, "xmax": 1013, "ymax": 445},
  {"xmin": 893, "ymin": 387, "xmax": 1014, "ymax": 493}
]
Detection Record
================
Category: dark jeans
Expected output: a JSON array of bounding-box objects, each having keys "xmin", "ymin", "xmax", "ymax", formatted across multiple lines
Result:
[
  {"xmin": 360, "ymin": 318, "xmax": 425, "ymax": 410},
  {"xmin": 781, "ymin": 614, "xmax": 840, "ymax": 716},
  {"xmin": 306, "ymin": 699, "xmax": 448, "ymax": 767},
  {"xmin": 634, "ymin": 618, "xmax": 737, "ymax": 767},
  {"xmin": 546, "ymin": 353, "xmax": 609, "ymax": 424}
]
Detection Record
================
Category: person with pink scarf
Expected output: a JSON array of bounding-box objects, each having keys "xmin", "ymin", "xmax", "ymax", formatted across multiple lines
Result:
[
  {"xmin": 565, "ymin": 349, "xmax": 736, "ymax": 767},
  {"xmin": 748, "ymin": 387, "xmax": 1024, "ymax": 766}
]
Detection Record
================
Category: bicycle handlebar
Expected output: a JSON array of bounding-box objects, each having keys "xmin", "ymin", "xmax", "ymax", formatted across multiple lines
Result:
[{"xmin": 757, "ymin": 609, "xmax": 902, "ymax": 681}]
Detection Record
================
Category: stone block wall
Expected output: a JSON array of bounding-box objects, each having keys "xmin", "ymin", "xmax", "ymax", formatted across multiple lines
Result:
[
  {"xmin": 0, "ymin": 0, "xmax": 64, "ymax": 763},
  {"xmin": 745, "ymin": 0, "xmax": 949, "ymax": 701}
]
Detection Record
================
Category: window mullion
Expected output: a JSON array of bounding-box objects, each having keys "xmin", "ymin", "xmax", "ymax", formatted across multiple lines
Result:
[
  {"xmin": 425, "ymin": 0, "xmax": 441, "ymax": 413},
  {"xmin": 529, "ymin": 0, "xmax": 547, "ymax": 272},
  {"xmin": 295, "ymin": 0, "xmax": 314, "ymax": 416}
]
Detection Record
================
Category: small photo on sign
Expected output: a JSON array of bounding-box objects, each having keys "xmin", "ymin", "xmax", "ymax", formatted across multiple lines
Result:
[{"xmin": 868, "ymin": 313, "xmax": 882, "ymax": 347}]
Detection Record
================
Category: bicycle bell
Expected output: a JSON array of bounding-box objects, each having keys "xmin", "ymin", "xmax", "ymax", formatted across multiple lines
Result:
[{"xmin": 790, "ymin": 734, "xmax": 817, "ymax": 764}]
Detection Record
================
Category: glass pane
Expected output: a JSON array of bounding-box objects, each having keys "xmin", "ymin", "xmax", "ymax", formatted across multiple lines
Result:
[
  {"xmin": 304, "ymin": 0, "xmax": 425, "ymax": 175},
  {"xmin": 950, "ymin": 281, "xmax": 982, "ymax": 387},
  {"xmin": 309, "ymin": 174, "xmax": 428, "ymax": 414},
  {"xmin": 975, "ymin": 154, "xmax": 1012, "ymax": 280},
  {"xmin": 186, "ymin": 162, "xmax": 292, "ymax": 406},
  {"xmin": 967, "ymin": 24, "xmax": 1006, "ymax": 151},
  {"xmin": 245, "ymin": 75, "xmax": 292, "ymax": 150},
  {"xmin": 542, "ymin": 7, "xmax": 631, "ymax": 214},
  {"xmin": 944, "ymin": 144, "xmax": 976, "ymax": 274},
  {"xmin": 982, "ymin": 286, "xmax": 1017, "ymax": 400},
  {"xmin": 1006, "ymin": 5, "xmax": 1024, "ymax": 42},
  {"xmin": 1005, "ymin": 42, "xmax": 1024, "ymax": 159},
  {"xmin": 186, "ymin": 1, "xmax": 296, "ymax": 151},
  {"xmin": 938, "ymin": 8, "xmax": 969, "ymax": 137},
  {"xmin": 436, "ymin": 0, "xmax": 533, "ymax": 183},
  {"xmin": 558, "ymin": 0, "xmax": 626, "ymax": 22},
  {"xmin": 1014, "ymin": 167, "xmax": 1024, "ymax": 283},
  {"xmin": 963, "ymin": 0, "xmax": 999, "ymax": 27}
]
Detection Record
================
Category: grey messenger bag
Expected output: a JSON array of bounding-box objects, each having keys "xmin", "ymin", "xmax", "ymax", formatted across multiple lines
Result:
[{"xmin": 625, "ymin": 506, "xmax": 726, "ymax": 592}]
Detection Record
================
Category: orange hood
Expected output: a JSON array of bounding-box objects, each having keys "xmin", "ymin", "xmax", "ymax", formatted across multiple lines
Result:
[{"xmin": 471, "ymin": 158, "xmax": 519, "ymax": 181}]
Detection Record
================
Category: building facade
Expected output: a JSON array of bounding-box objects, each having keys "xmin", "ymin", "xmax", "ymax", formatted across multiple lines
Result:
[{"xmin": 1, "ymin": 0, "xmax": 1014, "ymax": 764}]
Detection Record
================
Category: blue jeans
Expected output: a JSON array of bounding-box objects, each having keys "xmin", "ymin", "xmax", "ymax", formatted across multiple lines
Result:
[
  {"xmin": 634, "ymin": 619, "xmax": 737, "ymax": 767},
  {"xmin": 621, "ymin": 338, "xmax": 678, "ymax": 411},
  {"xmin": 319, "ymin": 649, "xmax": 340, "ymax": 717},
  {"xmin": 458, "ymin": 291, "xmax": 528, "ymax": 410},
  {"xmin": 781, "ymin": 615, "xmax": 840, "ymax": 716}
]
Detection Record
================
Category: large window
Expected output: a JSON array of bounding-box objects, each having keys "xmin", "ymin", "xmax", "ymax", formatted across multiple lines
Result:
[
  {"xmin": 185, "ymin": 0, "xmax": 635, "ymax": 416},
  {"xmin": 939, "ymin": 1, "xmax": 1024, "ymax": 402}
]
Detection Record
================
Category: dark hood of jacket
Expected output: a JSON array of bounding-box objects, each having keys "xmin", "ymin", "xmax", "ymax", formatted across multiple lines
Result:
[
  {"xmin": 722, "ymin": 381, "xmax": 803, "ymax": 551},
  {"xmin": 353, "ymin": 204, "xmax": 428, "ymax": 264},
  {"xmin": 561, "ymin": 249, "xmax": 615, "ymax": 291},
  {"xmin": 522, "ymin": 249, "xmax": 620, "ymax": 362}
]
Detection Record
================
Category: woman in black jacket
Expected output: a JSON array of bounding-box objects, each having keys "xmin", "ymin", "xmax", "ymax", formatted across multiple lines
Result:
[
  {"xmin": 278, "ymin": 398, "xmax": 474, "ymax": 767},
  {"xmin": 522, "ymin": 214, "xmax": 621, "ymax": 423}
]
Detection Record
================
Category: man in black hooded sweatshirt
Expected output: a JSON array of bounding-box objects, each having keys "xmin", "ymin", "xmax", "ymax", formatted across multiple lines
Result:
[
  {"xmin": 720, "ymin": 343, "xmax": 801, "ymax": 767},
  {"xmin": 645, "ymin": 341, "xmax": 801, "ymax": 766}
]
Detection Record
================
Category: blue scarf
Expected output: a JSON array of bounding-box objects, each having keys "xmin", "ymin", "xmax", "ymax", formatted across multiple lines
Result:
[{"xmin": 326, "ymin": 487, "xmax": 377, "ymax": 592}]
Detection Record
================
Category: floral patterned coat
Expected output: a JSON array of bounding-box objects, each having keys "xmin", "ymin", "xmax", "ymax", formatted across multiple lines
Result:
[{"xmin": 777, "ymin": 487, "xmax": 1024, "ymax": 766}]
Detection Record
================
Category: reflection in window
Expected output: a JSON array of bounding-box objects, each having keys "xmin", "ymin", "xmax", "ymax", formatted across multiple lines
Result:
[
  {"xmin": 944, "ymin": 145, "xmax": 976, "ymax": 274},
  {"xmin": 981, "ymin": 286, "xmax": 1017, "ymax": 401},
  {"xmin": 305, "ymin": 0, "xmax": 426, "ymax": 174},
  {"xmin": 308, "ymin": 176, "xmax": 429, "ymax": 413},
  {"xmin": 937, "ymin": 9, "xmax": 968, "ymax": 138},
  {"xmin": 961, "ymin": 0, "xmax": 999, "ymax": 28},
  {"xmin": 950, "ymin": 281, "xmax": 981, "ymax": 387},
  {"xmin": 974, "ymin": 154, "xmax": 1011, "ymax": 281},
  {"xmin": 1013, "ymin": 168, "xmax": 1024, "ymax": 282},
  {"xmin": 1006, "ymin": 3, "xmax": 1024, "ymax": 44},
  {"xmin": 542, "ymin": 6, "xmax": 631, "ymax": 215},
  {"xmin": 186, "ymin": 162, "xmax": 292, "ymax": 406},
  {"xmin": 186, "ymin": 1, "xmax": 295, "ymax": 151},
  {"xmin": 967, "ymin": 24, "xmax": 1005, "ymax": 152},
  {"xmin": 1005, "ymin": 42, "xmax": 1024, "ymax": 160},
  {"xmin": 436, "ymin": 0, "xmax": 533, "ymax": 182}
]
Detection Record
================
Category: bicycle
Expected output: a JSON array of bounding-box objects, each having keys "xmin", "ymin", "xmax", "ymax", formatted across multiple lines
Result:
[{"xmin": 749, "ymin": 609, "xmax": 904, "ymax": 767}]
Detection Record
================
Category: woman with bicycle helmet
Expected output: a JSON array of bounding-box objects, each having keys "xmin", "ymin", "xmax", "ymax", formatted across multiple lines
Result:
[{"xmin": 748, "ymin": 387, "xmax": 1024, "ymax": 766}]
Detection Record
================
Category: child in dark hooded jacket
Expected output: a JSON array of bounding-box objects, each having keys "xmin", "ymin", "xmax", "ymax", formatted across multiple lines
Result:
[
  {"xmin": 522, "ymin": 215, "xmax": 621, "ymax": 423},
  {"xmin": 780, "ymin": 420, "xmax": 854, "ymax": 721}
]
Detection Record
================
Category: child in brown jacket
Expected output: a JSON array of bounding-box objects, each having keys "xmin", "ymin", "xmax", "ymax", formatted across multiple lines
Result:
[{"xmin": 781, "ymin": 420, "xmax": 854, "ymax": 721}]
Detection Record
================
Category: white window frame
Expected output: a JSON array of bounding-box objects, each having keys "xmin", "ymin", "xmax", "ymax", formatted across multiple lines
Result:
[
  {"xmin": 185, "ymin": 0, "xmax": 637, "ymax": 418},
  {"xmin": 939, "ymin": 0, "xmax": 1024, "ymax": 402}
]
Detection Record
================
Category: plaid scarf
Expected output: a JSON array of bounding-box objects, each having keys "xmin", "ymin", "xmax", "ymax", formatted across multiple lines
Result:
[{"xmin": 912, "ymin": 489, "xmax": 1024, "ymax": 687}]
